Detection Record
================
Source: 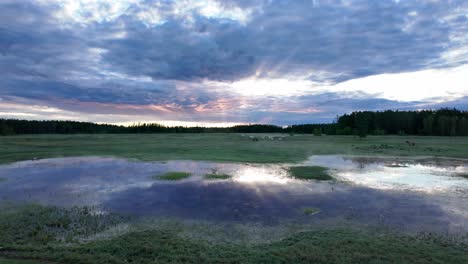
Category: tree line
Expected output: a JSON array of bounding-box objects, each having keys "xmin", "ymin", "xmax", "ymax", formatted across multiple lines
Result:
[
  {"xmin": 334, "ymin": 108, "xmax": 468, "ymax": 137},
  {"xmin": 1, "ymin": 108, "xmax": 467, "ymax": 136}
]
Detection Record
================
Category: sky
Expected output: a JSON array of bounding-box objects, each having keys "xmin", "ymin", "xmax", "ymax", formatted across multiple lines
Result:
[{"xmin": 0, "ymin": 0, "xmax": 467, "ymax": 126}]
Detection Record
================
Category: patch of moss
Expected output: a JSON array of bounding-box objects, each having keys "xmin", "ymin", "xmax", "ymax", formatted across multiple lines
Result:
[
  {"xmin": 288, "ymin": 166, "xmax": 333, "ymax": 181},
  {"xmin": 154, "ymin": 172, "xmax": 192, "ymax": 181},
  {"xmin": 204, "ymin": 173, "xmax": 232, "ymax": 180},
  {"xmin": 302, "ymin": 207, "xmax": 320, "ymax": 215}
]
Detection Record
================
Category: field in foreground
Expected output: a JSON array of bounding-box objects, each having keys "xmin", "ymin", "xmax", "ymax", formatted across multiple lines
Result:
[
  {"xmin": 0, "ymin": 204, "xmax": 466, "ymax": 264},
  {"xmin": 0, "ymin": 134, "xmax": 467, "ymax": 164}
]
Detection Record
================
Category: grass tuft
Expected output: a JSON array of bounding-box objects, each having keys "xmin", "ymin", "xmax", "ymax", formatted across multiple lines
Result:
[
  {"xmin": 204, "ymin": 173, "xmax": 232, "ymax": 180},
  {"xmin": 302, "ymin": 207, "xmax": 320, "ymax": 215},
  {"xmin": 154, "ymin": 171, "xmax": 192, "ymax": 181},
  {"xmin": 288, "ymin": 166, "xmax": 333, "ymax": 180}
]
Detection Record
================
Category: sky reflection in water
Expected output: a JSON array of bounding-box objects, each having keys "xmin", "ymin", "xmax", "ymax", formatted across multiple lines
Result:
[{"xmin": 0, "ymin": 156, "xmax": 467, "ymax": 233}]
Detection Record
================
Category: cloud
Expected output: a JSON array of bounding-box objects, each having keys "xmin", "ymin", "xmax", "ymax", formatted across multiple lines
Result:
[
  {"xmin": 0, "ymin": 0, "xmax": 467, "ymax": 125},
  {"xmin": 102, "ymin": 0, "xmax": 468, "ymax": 82},
  {"xmin": 102, "ymin": 17, "xmax": 257, "ymax": 81}
]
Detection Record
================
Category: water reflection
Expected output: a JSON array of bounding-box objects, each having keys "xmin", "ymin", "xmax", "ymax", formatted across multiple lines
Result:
[
  {"xmin": 232, "ymin": 166, "xmax": 291, "ymax": 184},
  {"xmin": 0, "ymin": 156, "xmax": 467, "ymax": 234},
  {"xmin": 304, "ymin": 155, "xmax": 468, "ymax": 192}
]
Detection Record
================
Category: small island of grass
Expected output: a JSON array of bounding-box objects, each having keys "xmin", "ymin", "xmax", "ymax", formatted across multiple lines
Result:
[
  {"xmin": 204, "ymin": 173, "xmax": 232, "ymax": 180},
  {"xmin": 302, "ymin": 207, "xmax": 320, "ymax": 215},
  {"xmin": 288, "ymin": 166, "xmax": 333, "ymax": 181},
  {"xmin": 153, "ymin": 171, "xmax": 192, "ymax": 181}
]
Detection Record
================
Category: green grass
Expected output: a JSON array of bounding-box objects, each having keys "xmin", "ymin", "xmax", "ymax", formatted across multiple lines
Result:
[
  {"xmin": 0, "ymin": 258, "xmax": 51, "ymax": 264},
  {"xmin": 302, "ymin": 208, "xmax": 320, "ymax": 215},
  {"xmin": 0, "ymin": 204, "xmax": 467, "ymax": 264},
  {"xmin": 204, "ymin": 173, "xmax": 232, "ymax": 180},
  {"xmin": 67, "ymin": 229, "xmax": 468, "ymax": 264},
  {"xmin": 0, "ymin": 134, "xmax": 467, "ymax": 164},
  {"xmin": 0, "ymin": 204, "xmax": 128, "ymax": 246},
  {"xmin": 288, "ymin": 166, "xmax": 333, "ymax": 180},
  {"xmin": 0, "ymin": 258, "xmax": 54, "ymax": 264},
  {"xmin": 155, "ymin": 172, "xmax": 192, "ymax": 181}
]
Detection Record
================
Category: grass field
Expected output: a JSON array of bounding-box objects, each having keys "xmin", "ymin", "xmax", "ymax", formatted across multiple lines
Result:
[
  {"xmin": 0, "ymin": 134, "xmax": 467, "ymax": 164},
  {"xmin": 0, "ymin": 204, "xmax": 466, "ymax": 264},
  {"xmin": 0, "ymin": 258, "xmax": 49, "ymax": 264}
]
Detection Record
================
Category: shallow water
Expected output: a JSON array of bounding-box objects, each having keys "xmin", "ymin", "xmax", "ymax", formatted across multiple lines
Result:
[
  {"xmin": 304, "ymin": 155, "xmax": 468, "ymax": 192},
  {"xmin": 0, "ymin": 156, "xmax": 467, "ymax": 234}
]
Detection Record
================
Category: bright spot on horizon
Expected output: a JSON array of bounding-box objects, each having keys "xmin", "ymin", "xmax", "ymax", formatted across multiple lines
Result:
[
  {"xmin": 229, "ymin": 78, "xmax": 314, "ymax": 97},
  {"xmin": 110, "ymin": 120, "xmax": 247, "ymax": 128}
]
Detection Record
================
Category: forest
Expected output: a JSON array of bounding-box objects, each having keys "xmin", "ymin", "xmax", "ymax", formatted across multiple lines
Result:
[
  {"xmin": 334, "ymin": 108, "xmax": 468, "ymax": 136},
  {"xmin": 1, "ymin": 108, "xmax": 467, "ymax": 136}
]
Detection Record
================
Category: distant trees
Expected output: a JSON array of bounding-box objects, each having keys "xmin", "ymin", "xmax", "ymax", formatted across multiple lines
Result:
[
  {"xmin": 0, "ymin": 108, "xmax": 467, "ymax": 136},
  {"xmin": 0, "ymin": 120, "xmax": 14, "ymax": 135},
  {"xmin": 313, "ymin": 128, "xmax": 322, "ymax": 136},
  {"xmin": 459, "ymin": 117, "xmax": 468, "ymax": 136},
  {"xmin": 422, "ymin": 115, "xmax": 433, "ymax": 135},
  {"xmin": 284, "ymin": 124, "xmax": 337, "ymax": 135},
  {"xmin": 354, "ymin": 112, "xmax": 371, "ymax": 138},
  {"xmin": 231, "ymin": 124, "xmax": 283, "ymax": 133},
  {"xmin": 335, "ymin": 108, "xmax": 468, "ymax": 136},
  {"xmin": 0, "ymin": 119, "xmax": 125, "ymax": 135}
]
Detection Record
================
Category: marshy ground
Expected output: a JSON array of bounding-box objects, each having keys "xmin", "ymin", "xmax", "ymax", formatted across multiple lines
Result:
[{"xmin": 0, "ymin": 134, "xmax": 467, "ymax": 263}]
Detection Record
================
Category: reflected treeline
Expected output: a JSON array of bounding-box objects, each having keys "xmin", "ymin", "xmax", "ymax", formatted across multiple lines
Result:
[{"xmin": 1, "ymin": 108, "xmax": 467, "ymax": 136}]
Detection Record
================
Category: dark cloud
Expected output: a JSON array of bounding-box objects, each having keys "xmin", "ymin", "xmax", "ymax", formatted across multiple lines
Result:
[
  {"xmin": 0, "ymin": 2, "xmax": 93, "ymax": 81},
  {"xmin": 2, "ymin": 0, "xmax": 467, "ymax": 84},
  {"xmin": 0, "ymin": 78, "xmax": 221, "ymax": 109},
  {"xmin": 102, "ymin": 17, "xmax": 257, "ymax": 81},
  {"xmin": 102, "ymin": 0, "xmax": 468, "ymax": 82}
]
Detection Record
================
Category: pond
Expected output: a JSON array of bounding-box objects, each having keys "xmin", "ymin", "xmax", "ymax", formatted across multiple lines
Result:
[{"xmin": 0, "ymin": 156, "xmax": 467, "ymax": 234}]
